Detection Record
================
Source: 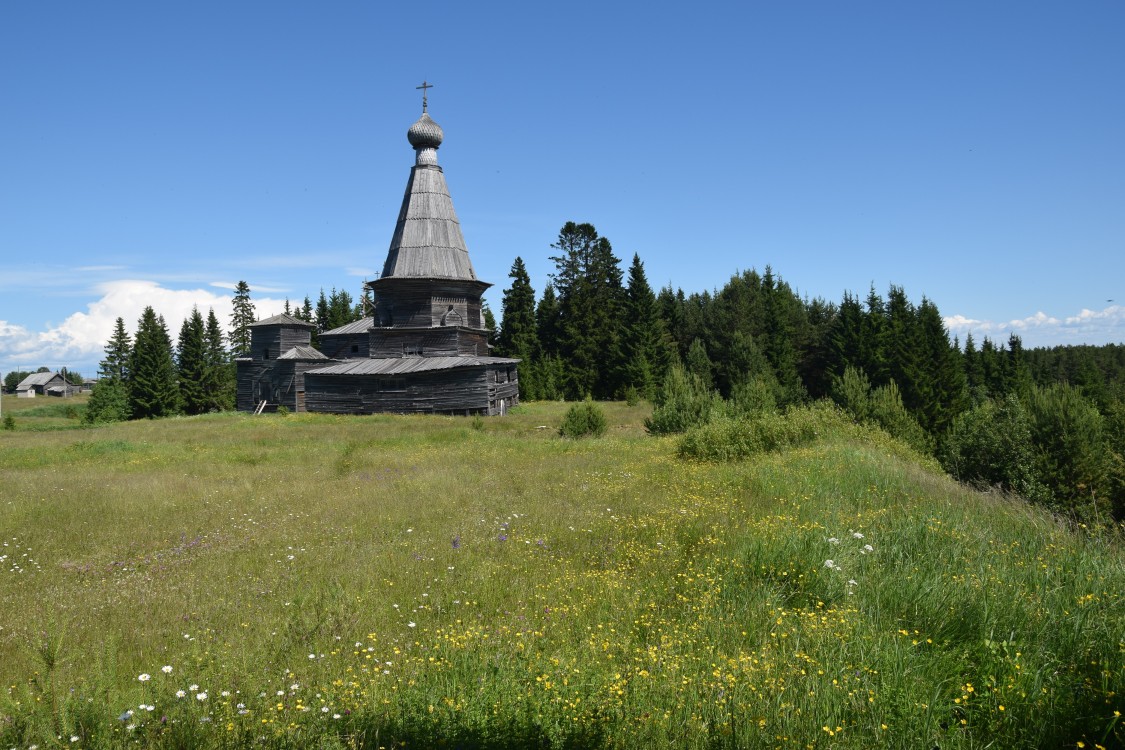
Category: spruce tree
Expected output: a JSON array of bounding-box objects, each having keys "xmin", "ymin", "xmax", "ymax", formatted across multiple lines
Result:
[
  {"xmin": 482, "ymin": 301, "xmax": 498, "ymax": 348},
  {"xmin": 229, "ymin": 281, "xmax": 255, "ymax": 356},
  {"xmin": 85, "ymin": 318, "xmax": 133, "ymax": 423},
  {"xmin": 536, "ymin": 284, "xmax": 562, "ymax": 358},
  {"xmin": 498, "ymin": 258, "xmax": 538, "ymax": 357},
  {"xmin": 621, "ymin": 253, "xmax": 666, "ymax": 400},
  {"xmin": 177, "ymin": 307, "xmax": 209, "ymax": 415},
  {"xmin": 914, "ymin": 297, "xmax": 969, "ymax": 434},
  {"xmin": 100, "ymin": 317, "xmax": 133, "ymax": 381},
  {"xmin": 204, "ymin": 307, "xmax": 234, "ymax": 411},
  {"xmin": 548, "ymin": 222, "xmax": 626, "ymax": 399},
  {"xmin": 879, "ymin": 285, "xmax": 919, "ymax": 408},
  {"xmin": 760, "ymin": 267, "xmax": 804, "ymax": 405},
  {"xmin": 963, "ymin": 331, "xmax": 984, "ymax": 402},
  {"xmin": 498, "ymin": 257, "xmax": 540, "ymax": 398},
  {"xmin": 315, "ymin": 289, "xmax": 330, "ymax": 332},
  {"xmin": 129, "ymin": 307, "xmax": 180, "ymax": 419}
]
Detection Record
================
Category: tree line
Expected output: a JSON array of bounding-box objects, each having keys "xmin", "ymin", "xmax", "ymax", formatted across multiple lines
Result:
[{"xmin": 495, "ymin": 221, "xmax": 1125, "ymax": 523}]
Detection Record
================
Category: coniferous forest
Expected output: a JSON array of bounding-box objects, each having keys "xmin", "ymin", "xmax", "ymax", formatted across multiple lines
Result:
[{"xmin": 79, "ymin": 220, "xmax": 1125, "ymax": 525}]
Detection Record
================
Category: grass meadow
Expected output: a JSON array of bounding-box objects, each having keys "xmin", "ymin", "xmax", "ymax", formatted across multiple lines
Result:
[{"xmin": 0, "ymin": 399, "xmax": 1122, "ymax": 748}]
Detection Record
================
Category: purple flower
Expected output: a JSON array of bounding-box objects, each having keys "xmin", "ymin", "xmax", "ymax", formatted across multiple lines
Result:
[
  {"xmin": 451, "ymin": 535, "xmax": 461, "ymax": 549},
  {"xmin": 498, "ymin": 534, "xmax": 508, "ymax": 542}
]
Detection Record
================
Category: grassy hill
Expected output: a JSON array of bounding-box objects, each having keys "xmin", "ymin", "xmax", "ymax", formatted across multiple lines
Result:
[{"xmin": 0, "ymin": 402, "xmax": 1121, "ymax": 748}]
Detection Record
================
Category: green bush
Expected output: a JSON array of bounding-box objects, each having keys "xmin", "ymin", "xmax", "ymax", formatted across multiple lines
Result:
[
  {"xmin": 276, "ymin": 405, "xmax": 290, "ymax": 417},
  {"xmin": 831, "ymin": 366, "xmax": 932, "ymax": 454},
  {"xmin": 677, "ymin": 401, "xmax": 850, "ymax": 461},
  {"xmin": 84, "ymin": 379, "xmax": 130, "ymax": 424},
  {"xmin": 645, "ymin": 363, "xmax": 723, "ymax": 435},
  {"xmin": 940, "ymin": 394, "xmax": 1047, "ymax": 503},
  {"xmin": 1026, "ymin": 383, "xmax": 1108, "ymax": 520},
  {"xmin": 558, "ymin": 400, "xmax": 607, "ymax": 438},
  {"xmin": 726, "ymin": 376, "xmax": 778, "ymax": 419},
  {"xmin": 2, "ymin": 414, "xmax": 14, "ymax": 431}
]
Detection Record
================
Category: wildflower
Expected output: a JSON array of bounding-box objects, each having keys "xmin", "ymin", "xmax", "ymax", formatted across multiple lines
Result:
[
  {"xmin": 321, "ymin": 706, "xmax": 330, "ymax": 713},
  {"xmin": 176, "ymin": 690, "xmax": 186, "ymax": 699},
  {"xmin": 827, "ymin": 537, "xmax": 840, "ymax": 545},
  {"xmin": 824, "ymin": 560, "xmax": 837, "ymax": 570},
  {"xmin": 861, "ymin": 544, "xmax": 874, "ymax": 554},
  {"xmin": 847, "ymin": 579, "xmax": 858, "ymax": 587},
  {"xmin": 408, "ymin": 621, "xmax": 416, "ymax": 628},
  {"xmin": 333, "ymin": 713, "xmax": 341, "ymax": 719},
  {"xmin": 221, "ymin": 691, "xmax": 230, "ymax": 697},
  {"xmin": 118, "ymin": 710, "xmax": 134, "ymax": 721},
  {"xmin": 498, "ymin": 534, "xmax": 508, "ymax": 542},
  {"xmin": 70, "ymin": 736, "xmax": 79, "ymax": 742},
  {"xmin": 852, "ymin": 532, "xmax": 865, "ymax": 539},
  {"xmin": 144, "ymin": 704, "xmax": 155, "ymax": 712},
  {"xmin": 138, "ymin": 673, "xmax": 151, "ymax": 682},
  {"xmin": 161, "ymin": 665, "xmax": 173, "ymax": 674},
  {"xmin": 189, "ymin": 684, "xmax": 199, "ymax": 691},
  {"xmin": 196, "ymin": 692, "xmax": 207, "ymax": 701},
  {"xmin": 451, "ymin": 535, "xmax": 460, "ymax": 549},
  {"xmin": 309, "ymin": 653, "xmax": 316, "ymax": 659}
]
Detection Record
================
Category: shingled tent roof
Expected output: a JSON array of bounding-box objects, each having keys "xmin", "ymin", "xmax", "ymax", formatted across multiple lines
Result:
[
  {"xmin": 379, "ymin": 111, "xmax": 478, "ymax": 282},
  {"xmin": 249, "ymin": 313, "xmax": 315, "ymax": 329}
]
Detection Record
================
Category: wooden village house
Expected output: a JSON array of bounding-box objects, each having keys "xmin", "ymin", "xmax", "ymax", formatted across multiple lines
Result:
[
  {"xmin": 15, "ymin": 371, "xmax": 78, "ymax": 398},
  {"xmin": 236, "ymin": 101, "xmax": 519, "ymax": 416}
]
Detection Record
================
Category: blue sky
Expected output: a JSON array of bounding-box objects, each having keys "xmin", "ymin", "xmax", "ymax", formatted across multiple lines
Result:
[{"xmin": 2, "ymin": 1, "xmax": 1123, "ymax": 378}]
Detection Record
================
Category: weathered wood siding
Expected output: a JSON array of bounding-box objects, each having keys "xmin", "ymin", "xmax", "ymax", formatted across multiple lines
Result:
[
  {"xmin": 304, "ymin": 364, "xmax": 515, "ymax": 415},
  {"xmin": 367, "ymin": 328, "xmax": 490, "ymax": 358},
  {"xmin": 371, "ymin": 279, "xmax": 485, "ymax": 329},
  {"xmin": 250, "ymin": 325, "xmax": 311, "ymax": 362},
  {"xmin": 319, "ymin": 331, "xmax": 370, "ymax": 360}
]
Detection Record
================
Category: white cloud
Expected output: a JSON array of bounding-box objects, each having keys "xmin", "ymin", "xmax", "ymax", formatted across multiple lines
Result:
[
  {"xmin": 945, "ymin": 304, "xmax": 1125, "ymax": 347},
  {"xmin": 0, "ymin": 280, "xmax": 286, "ymax": 376}
]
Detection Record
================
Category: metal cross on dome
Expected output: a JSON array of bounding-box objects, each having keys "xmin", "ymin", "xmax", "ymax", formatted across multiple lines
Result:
[{"xmin": 416, "ymin": 80, "xmax": 433, "ymax": 113}]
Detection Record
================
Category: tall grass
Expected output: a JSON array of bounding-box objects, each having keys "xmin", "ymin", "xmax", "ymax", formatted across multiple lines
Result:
[{"xmin": 0, "ymin": 403, "xmax": 1120, "ymax": 748}]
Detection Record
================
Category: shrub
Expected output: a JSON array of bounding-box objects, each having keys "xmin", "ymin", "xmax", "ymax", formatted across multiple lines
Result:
[
  {"xmin": 558, "ymin": 400, "xmax": 607, "ymax": 439},
  {"xmin": 831, "ymin": 366, "xmax": 932, "ymax": 454},
  {"xmin": 645, "ymin": 363, "xmax": 722, "ymax": 435},
  {"xmin": 677, "ymin": 401, "xmax": 850, "ymax": 461},
  {"xmin": 276, "ymin": 405, "xmax": 290, "ymax": 417},
  {"xmin": 940, "ymin": 394, "xmax": 1047, "ymax": 503},
  {"xmin": 84, "ymin": 378, "xmax": 130, "ymax": 424},
  {"xmin": 2, "ymin": 414, "xmax": 14, "ymax": 431},
  {"xmin": 726, "ymin": 377, "xmax": 778, "ymax": 419},
  {"xmin": 1026, "ymin": 383, "xmax": 1108, "ymax": 520}
]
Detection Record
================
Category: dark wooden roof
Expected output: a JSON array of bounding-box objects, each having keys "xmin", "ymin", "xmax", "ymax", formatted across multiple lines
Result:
[
  {"xmin": 250, "ymin": 313, "xmax": 315, "ymax": 329},
  {"xmin": 277, "ymin": 345, "xmax": 330, "ymax": 361},
  {"xmin": 380, "ymin": 111, "xmax": 478, "ymax": 282},
  {"xmin": 320, "ymin": 317, "xmax": 374, "ymax": 336},
  {"xmin": 307, "ymin": 355, "xmax": 517, "ymax": 376}
]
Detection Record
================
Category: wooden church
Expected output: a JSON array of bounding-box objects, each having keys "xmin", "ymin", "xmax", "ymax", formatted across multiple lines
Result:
[{"xmin": 236, "ymin": 95, "xmax": 519, "ymax": 416}]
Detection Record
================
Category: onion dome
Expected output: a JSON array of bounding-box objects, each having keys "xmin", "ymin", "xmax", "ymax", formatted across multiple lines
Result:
[{"xmin": 407, "ymin": 113, "xmax": 443, "ymax": 150}]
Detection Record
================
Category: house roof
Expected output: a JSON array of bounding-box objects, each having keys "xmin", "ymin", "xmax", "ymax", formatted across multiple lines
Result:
[
  {"xmin": 16, "ymin": 372, "xmax": 62, "ymax": 390},
  {"xmin": 249, "ymin": 313, "xmax": 315, "ymax": 329},
  {"xmin": 320, "ymin": 317, "xmax": 374, "ymax": 337},
  {"xmin": 378, "ymin": 111, "xmax": 479, "ymax": 282},
  {"xmin": 277, "ymin": 345, "xmax": 330, "ymax": 361},
  {"xmin": 306, "ymin": 355, "xmax": 518, "ymax": 377}
]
